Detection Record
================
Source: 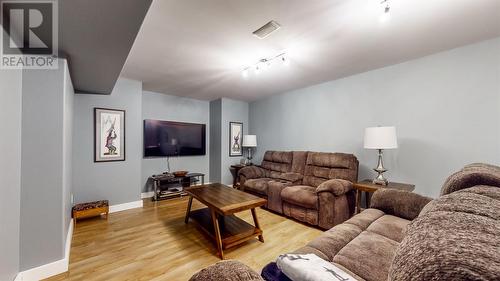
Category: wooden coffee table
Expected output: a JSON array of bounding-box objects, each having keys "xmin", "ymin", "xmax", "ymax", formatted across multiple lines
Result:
[{"xmin": 184, "ymin": 183, "xmax": 267, "ymax": 259}]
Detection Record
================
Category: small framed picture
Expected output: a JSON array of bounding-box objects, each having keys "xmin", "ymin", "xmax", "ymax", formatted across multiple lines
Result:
[
  {"xmin": 229, "ymin": 122, "xmax": 243, "ymax": 157},
  {"xmin": 94, "ymin": 108, "xmax": 125, "ymax": 162}
]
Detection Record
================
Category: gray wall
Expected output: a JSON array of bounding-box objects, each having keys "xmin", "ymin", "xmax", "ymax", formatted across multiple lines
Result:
[
  {"xmin": 208, "ymin": 98, "xmax": 249, "ymax": 185},
  {"xmin": 250, "ymin": 38, "xmax": 500, "ymax": 198},
  {"xmin": 209, "ymin": 100, "xmax": 222, "ymax": 183},
  {"xmin": 142, "ymin": 91, "xmax": 210, "ymax": 192},
  {"xmin": 62, "ymin": 62, "xmax": 74, "ymax": 243},
  {"xmin": 20, "ymin": 60, "xmax": 74, "ymax": 270},
  {"xmin": 73, "ymin": 84, "xmax": 212, "ymax": 201},
  {"xmin": 221, "ymin": 98, "xmax": 249, "ymax": 185},
  {"xmin": 73, "ymin": 78, "xmax": 142, "ymax": 205},
  {"xmin": 0, "ymin": 54, "xmax": 22, "ymax": 280}
]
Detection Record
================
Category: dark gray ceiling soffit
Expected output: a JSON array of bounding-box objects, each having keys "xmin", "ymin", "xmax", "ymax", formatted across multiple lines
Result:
[{"xmin": 59, "ymin": 0, "xmax": 152, "ymax": 94}]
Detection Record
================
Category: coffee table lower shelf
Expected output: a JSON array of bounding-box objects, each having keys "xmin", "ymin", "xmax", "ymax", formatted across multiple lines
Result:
[
  {"xmin": 184, "ymin": 183, "xmax": 267, "ymax": 259},
  {"xmin": 188, "ymin": 208, "xmax": 262, "ymax": 254}
]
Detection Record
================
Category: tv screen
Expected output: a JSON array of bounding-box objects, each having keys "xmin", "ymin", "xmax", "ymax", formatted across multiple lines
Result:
[{"xmin": 144, "ymin": 120, "xmax": 206, "ymax": 157}]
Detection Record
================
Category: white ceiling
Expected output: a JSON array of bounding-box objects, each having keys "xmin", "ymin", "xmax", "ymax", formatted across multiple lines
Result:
[{"xmin": 121, "ymin": 0, "xmax": 500, "ymax": 101}]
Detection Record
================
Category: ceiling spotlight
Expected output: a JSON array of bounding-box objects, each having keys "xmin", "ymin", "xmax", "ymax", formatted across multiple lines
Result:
[
  {"xmin": 281, "ymin": 55, "xmax": 290, "ymax": 66},
  {"xmin": 380, "ymin": 0, "xmax": 391, "ymax": 22},
  {"xmin": 254, "ymin": 65, "xmax": 260, "ymax": 75},
  {"xmin": 242, "ymin": 68, "xmax": 249, "ymax": 78}
]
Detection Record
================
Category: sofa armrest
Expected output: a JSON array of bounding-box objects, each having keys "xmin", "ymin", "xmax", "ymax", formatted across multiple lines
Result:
[
  {"xmin": 276, "ymin": 172, "xmax": 303, "ymax": 183},
  {"xmin": 189, "ymin": 260, "xmax": 264, "ymax": 281},
  {"xmin": 238, "ymin": 165, "xmax": 267, "ymax": 180},
  {"xmin": 316, "ymin": 179, "xmax": 352, "ymax": 196},
  {"xmin": 370, "ymin": 189, "xmax": 432, "ymax": 220}
]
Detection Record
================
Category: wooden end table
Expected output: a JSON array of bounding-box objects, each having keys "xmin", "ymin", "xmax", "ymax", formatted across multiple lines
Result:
[
  {"xmin": 230, "ymin": 164, "xmax": 251, "ymax": 188},
  {"xmin": 184, "ymin": 183, "xmax": 267, "ymax": 259},
  {"xmin": 353, "ymin": 179, "xmax": 415, "ymax": 214}
]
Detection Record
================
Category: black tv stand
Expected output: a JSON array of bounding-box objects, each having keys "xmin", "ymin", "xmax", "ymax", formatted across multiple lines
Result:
[{"xmin": 150, "ymin": 172, "xmax": 205, "ymax": 201}]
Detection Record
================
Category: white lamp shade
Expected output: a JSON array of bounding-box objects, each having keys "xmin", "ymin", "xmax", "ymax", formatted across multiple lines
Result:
[
  {"xmin": 242, "ymin": 135, "xmax": 257, "ymax": 147},
  {"xmin": 364, "ymin": 126, "xmax": 398, "ymax": 149}
]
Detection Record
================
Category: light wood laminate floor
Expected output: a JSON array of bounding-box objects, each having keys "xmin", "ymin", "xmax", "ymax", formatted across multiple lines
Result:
[{"xmin": 45, "ymin": 197, "xmax": 322, "ymax": 281}]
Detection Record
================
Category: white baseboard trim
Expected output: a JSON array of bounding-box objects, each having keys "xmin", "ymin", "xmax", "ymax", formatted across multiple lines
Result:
[
  {"xmin": 141, "ymin": 191, "xmax": 154, "ymax": 199},
  {"xmin": 16, "ymin": 219, "xmax": 74, "ymax": 281},
  {"xmin": 14, "ymin": 199, "xmax": 144, "ymax": 281},
  {"xmin": 109, "ymin": 200, "xmax": 143, "ymax": 213}
]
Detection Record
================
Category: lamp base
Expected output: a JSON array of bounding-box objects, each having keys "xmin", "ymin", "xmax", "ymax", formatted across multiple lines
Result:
[
  {"xmin": 372, "ymin": 173, "xmax": 388, "ymax": 186},
  {"xmin": 243, "ymin": 158, "xmax": 252, "ymax": 165},
  {"xmin": 372, "ymin": 149, "xmax": 389, "ymax": 186},
  {"xmin": 245, "ymin": 147, "xmax": 254, "ymax": 165}
]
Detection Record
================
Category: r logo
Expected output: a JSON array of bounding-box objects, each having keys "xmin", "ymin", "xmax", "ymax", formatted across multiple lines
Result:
[{"xmin": 2, "ymin": 1, "xmax": 55, "ymax": 55}]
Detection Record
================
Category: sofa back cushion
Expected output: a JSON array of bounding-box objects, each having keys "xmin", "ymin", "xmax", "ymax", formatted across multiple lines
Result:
[
  {"xmin": 291, "ymin": 151, "xmax": 308, "ymax": 174},
  {"xmin": 261, "ymin": 151, "xmax": 293, "ymax": 178},
  {"xmin": 441, "ymin": 163, "xmax": 500, "ymax": 195},
  {"xmin": 303, "ymin": 152, "xmax": 358, "ymax": 187},
  {"xmin": 389, "ymin": 185, "xmax": 500, "ymax": 281}
]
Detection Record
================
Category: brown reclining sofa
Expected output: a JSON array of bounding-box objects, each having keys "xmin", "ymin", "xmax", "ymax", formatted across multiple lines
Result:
[
  {"xmin": 190, "ymin": 163, "xmax": 500, "ymax": 281},
  {"xmin": 238, "ymin": 151, "xmax": 358, "ymax": 230}
]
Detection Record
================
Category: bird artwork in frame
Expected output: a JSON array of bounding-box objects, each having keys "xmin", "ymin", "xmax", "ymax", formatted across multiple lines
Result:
[
  {"xmin": 229, "ymin": 122, "xmax": 243, "ymax": 157},
  {"xmin": 94, "ymin": 108, "xmax": 125, "ymax": 162}
]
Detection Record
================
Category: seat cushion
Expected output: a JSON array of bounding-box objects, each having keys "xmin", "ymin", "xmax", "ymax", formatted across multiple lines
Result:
[
  {"xmin": 244, "ymin": 178, "xmax": 272, "ymax": 195},
  {"xmin": 306, "ymin": 223, "xmax": 364, "ymax": 261},
  {"xmin": 302, "ymin": 209, "xmax": 399, "ymax": 262},
  {"xmin": 343, "ymin": 208, "xmax": 385, "ymax": 230},
  {"xmin": 281, "ymin": 185, "xmax": 318, "ymax": 210},
  {"xmin": 366, "ymin": 215, "xmax": 410, "ymax": 242},
  {"xmin": 290, "ymin": 209, "xmax": 409, "ymax": 281},
  {"xmin": 333, "ymin": 231, "xmax": 399, "ymax": 281}
]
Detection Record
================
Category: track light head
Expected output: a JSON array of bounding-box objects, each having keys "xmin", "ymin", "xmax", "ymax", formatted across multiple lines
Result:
[
  {"xmin": 380, "ymin": 0, "xmax": 391, "ymax": 22},
  {"xmin": 281, "ymin": 55, "xmax": 290, "ymax": 66}
]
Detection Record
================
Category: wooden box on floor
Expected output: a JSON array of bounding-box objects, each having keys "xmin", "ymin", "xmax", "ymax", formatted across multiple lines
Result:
[{"xmin": 72, "ymin": 200, "xmax": 109, "ymax": 226}]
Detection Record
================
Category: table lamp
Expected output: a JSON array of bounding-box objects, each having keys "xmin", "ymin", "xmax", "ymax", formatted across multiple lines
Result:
[
  {"xmin": 364, "ymin": 126, "xmax": 398, "ymax": 185},
  {"xmin": 242, "ymin": 135, "xmax": 257, "ymax": 165}
]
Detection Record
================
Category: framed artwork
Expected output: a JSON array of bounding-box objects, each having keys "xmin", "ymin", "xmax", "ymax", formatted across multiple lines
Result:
[
  {"xmin": 94, "ymin": 108, "xmax": 125, "ymax": 162},
  {"xmin": 229, "ymin": 122, "xmax": 243, "ymax": 157}
]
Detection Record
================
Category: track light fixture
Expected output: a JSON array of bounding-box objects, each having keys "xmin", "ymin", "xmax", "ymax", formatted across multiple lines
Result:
[{"xmin": 242, "ymin": 52, "xmax": 288, "ymax": 78}]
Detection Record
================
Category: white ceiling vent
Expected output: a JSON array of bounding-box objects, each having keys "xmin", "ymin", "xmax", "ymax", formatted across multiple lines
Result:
[{"xmin": 252, "ymin": 20, "xmax": 281, "ymax": 39}]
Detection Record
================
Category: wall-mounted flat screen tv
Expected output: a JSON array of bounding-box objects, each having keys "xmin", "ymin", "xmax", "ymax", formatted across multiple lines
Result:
[{"xmin": 144, "ymin": 119, "xmax": 206, "ymax": 157}]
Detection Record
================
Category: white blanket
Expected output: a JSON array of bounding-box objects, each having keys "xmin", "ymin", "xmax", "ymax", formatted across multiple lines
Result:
[{"xmin": 276, "ymin": 253, "xmax": 356, "ymax": 281}]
